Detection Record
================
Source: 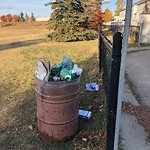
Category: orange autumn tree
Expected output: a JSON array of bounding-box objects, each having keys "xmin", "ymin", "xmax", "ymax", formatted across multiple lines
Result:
[
  {"xmin": 5, "ymin": 14, "xmax": 12, "ymax": 22},
  {"xmin": 103, "ymin": 8, "xmax": 113, "ymax": 22},
  {"xmin": 0, "ymin": 15, "xmax": 6, "ymax": 22},
  {"xmin": 12, "ymin": 15, "xmax": 20, "ymax": 22},
  {"xmin": 0, "ymin": 14, "xmax": 20, "ymax": 22},
  {"xmin": 87, "ymin": 0, "xmax": 103, "ymax": 31}
]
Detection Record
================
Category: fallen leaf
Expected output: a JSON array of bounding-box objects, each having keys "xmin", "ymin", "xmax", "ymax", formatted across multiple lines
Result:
[
  {"xmin": 82, "ymin": 138, "xmax": 87, "ymax": 142},
  {"xmin": 88, "ymin": 105, "xmax": 92, "ymax": 110}
]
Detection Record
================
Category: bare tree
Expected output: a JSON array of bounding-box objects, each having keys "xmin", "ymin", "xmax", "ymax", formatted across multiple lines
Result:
[{"xmin": 144, "ymin": 1, "xmax": 150, "ymax": 13}]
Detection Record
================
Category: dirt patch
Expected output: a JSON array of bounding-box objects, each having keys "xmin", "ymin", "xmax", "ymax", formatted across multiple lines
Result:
[
  {"xmin": 122, "ymin": 102, "xmax": 150, "ymax": 142},
  {"xmin": 0, "ymin": 22, "xmax": 48, "ymax": 29},
  {"xmin": 0, "ymin": 38, "xmax": 49, "ymax": 51}
]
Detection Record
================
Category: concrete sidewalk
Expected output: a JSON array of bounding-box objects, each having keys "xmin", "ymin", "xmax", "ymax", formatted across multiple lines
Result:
[
  {"xmin": 120, "ymin": 82, "xmax": 150, "ymax": 150},
  {"xmin": 128, "ymin": 46, "xmax": 150, "ymax": 53},
  {"xmin": 126, "ymin": 50, "xmax": 150, "ymax": 107}
]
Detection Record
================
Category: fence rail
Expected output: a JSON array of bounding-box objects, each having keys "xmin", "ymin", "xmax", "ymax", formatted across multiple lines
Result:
[{"xmin": 99, "ymin": 31, "xmax": 122, "ymax": 150}]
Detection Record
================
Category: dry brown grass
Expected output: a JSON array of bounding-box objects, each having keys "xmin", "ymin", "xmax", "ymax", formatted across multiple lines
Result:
[
  {"xmin": 0, "ymin": 22, "xmax": 106, "ymax": 149},
  {"xmin": 0, "ymin": 22, "xmax": 49, "ymax": 45}
]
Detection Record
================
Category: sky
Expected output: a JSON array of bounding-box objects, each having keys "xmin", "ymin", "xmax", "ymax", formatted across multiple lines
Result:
[
  {"xmin": 0, "ymin": 0, "xmax": 140, "ymax": 18},
  {"xmin": 0, "ymin": 0, "xmax": 52, "ymax": 18},
  {"xmin": 102, "ymin": 0, "xmax": 139, "ymax": 14}
]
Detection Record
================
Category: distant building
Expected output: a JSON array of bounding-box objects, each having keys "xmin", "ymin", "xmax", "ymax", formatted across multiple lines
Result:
[
  {"xmin": 119, "ymin": 0, "xmax": 150, "ymax": 25},
  {"xmin": 110, "ymin": 0, "xmax": 150, "ymax": 44},
  {"xmin": 36, "ymin": 18, "xmax": 49, "ymax": 21},
  {"xmin": 104, "ymin": 14, "xmax": 124, "ymax": 26}
]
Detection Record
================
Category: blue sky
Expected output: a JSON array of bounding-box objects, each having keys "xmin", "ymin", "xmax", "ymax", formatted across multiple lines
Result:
[
  {"xmin": 0, "ymin": 0, "xmax": 140, "ymax": 18},
  {"xmin": 102, "ymin": 0, "xmax": 139, "ymax": 14},
  {"xmin": 0, "ymin": 0, "xmax": 52, "ymax": 18}
]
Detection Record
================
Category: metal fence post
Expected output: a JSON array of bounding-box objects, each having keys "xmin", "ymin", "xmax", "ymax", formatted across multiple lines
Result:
[
  {"xmin": 98, "ymin": 24, "xmax": 102, "ymax": 72},
  {"xmin": 138, "ymin": 23, "xmax": 143, "ymax": 46},
  {"xmin": 106, "ymin": 32, "xmax": 122, "ymax": 150}
]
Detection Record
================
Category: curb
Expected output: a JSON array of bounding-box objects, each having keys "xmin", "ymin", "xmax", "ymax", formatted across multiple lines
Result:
[{"xmin": 128, "ymin": 46, "xmax": 150, "ymax": 53}]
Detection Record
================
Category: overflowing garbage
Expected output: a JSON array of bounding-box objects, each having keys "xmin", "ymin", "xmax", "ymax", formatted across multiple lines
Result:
[
  {"xmin": 34, "ymin": 56, "xmax": 83, "ymax": 82},
  {"xmin": 34, "ymin": 56, "xmax": 95, "ymax": 120}
]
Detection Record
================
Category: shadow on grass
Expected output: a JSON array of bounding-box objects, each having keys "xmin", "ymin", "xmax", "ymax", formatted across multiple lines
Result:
[
  {"xmin": 0, "ymin": 38, "xmax": 49, "ymax": 51},
  {"xmin": 0, "ymin": 53, "xmax": 106, "ymax": 150}
]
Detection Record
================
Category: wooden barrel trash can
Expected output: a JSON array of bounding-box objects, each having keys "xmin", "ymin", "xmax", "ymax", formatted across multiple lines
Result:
[{"xmin": 35, "ymin": 77, "xmax": 80, "ymax": 142}]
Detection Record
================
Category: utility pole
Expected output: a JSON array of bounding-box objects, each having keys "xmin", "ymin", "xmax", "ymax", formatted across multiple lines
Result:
[{"xmin": 114, "ymin": 0, "xmax": 133, "ymax": 150}]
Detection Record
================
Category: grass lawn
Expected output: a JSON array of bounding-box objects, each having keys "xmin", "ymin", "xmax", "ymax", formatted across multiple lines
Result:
[{"xmin": 0, "ymin": 22, "xmax": 106, "ymax": 150}]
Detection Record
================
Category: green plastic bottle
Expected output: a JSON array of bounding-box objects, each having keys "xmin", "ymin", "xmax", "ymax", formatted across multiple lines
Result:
[{"xmin": 60, "ymin": 68, "xmax": 78, "ymax": 81}]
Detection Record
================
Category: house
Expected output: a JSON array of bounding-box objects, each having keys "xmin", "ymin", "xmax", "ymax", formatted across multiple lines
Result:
[
  {"xmin": 119, "ymin": 0, "xmax": 150, "ymax": 25},
  {"xmin": 119, "ymin": 0, "xmax": 150, "ymax": 43},
  {"xmin": 36, "ymin": 18, "xmax": 49, "ymax": 22}
]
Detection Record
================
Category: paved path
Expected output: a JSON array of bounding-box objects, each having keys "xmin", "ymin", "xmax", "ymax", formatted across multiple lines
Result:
[
  {"xmin": 126, "ymin": 50, "xmax": 150, "ymax": 106},
  {"xmin": 120, "ymin": 49, "xmax": 150, "ymax": 150},
  {"xmin": 121, "ymin": 82, "xmax": 150, "ymax": 150}
]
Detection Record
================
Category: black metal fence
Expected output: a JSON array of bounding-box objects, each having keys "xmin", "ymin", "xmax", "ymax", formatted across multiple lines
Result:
[
  {"xmin": 99, "ymin": 29, "xmax": 123, "ymax": 150},
  {"xmin": 103, "ymin": 25, "xmax": 140, "ymax": 45},
  {"xmin": 100, "ymin": 33, "xmax": 112, "ymax": 100}
]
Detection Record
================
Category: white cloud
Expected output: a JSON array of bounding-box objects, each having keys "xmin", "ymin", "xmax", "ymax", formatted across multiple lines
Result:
[{"xmin": 102, "ymin": 0, "xmax": 112, "ymax": 4}]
